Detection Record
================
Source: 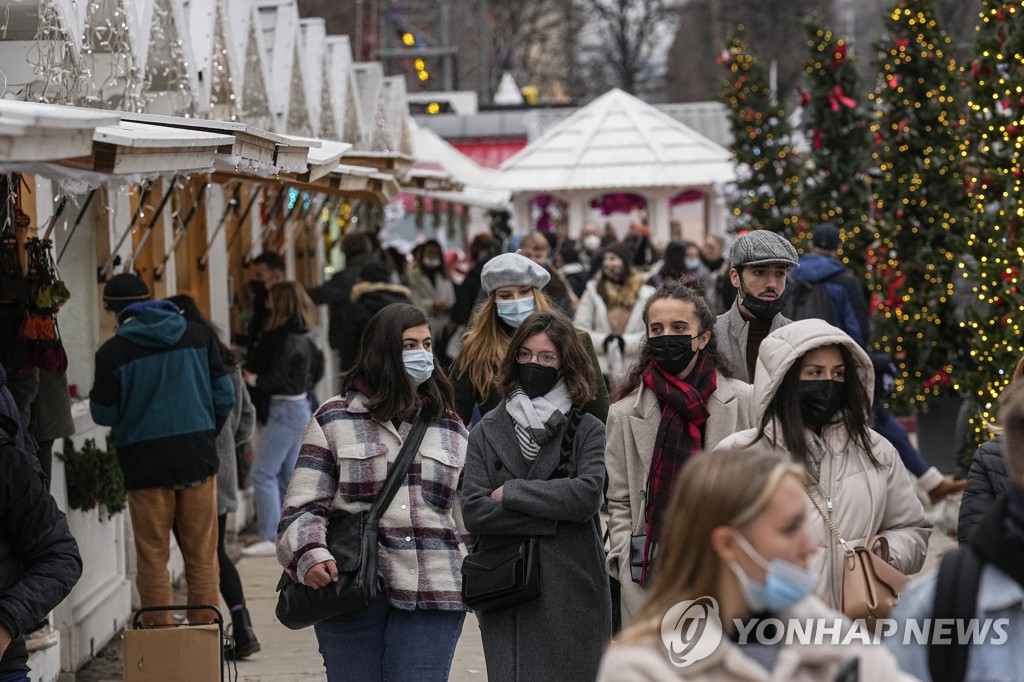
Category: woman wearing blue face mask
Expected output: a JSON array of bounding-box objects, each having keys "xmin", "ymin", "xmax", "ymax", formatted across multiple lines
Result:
[
  {"xmin": 599, "ymin": 447, "xmax": 916, "ymax": 681},
  {"xmin": 715, "ymin": 319, "xmax": 931, "ymax": 615},
  {"xmin": 277, "ymin": 303, "xmax": 470, "ymax": 682},
  {"xmin": 450, "ymin": 253, "xmax": 608, "ymax": 426}
]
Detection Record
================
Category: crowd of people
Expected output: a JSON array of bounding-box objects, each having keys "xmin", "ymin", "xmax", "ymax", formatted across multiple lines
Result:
[{"xmin": 4, "ymin": 221, "xmax": 1023, "ymax": 682}]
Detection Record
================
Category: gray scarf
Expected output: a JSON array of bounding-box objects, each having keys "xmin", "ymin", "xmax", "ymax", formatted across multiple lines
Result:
[{"xmin": 505, "ymin": 381, "xmax": 572, "ymax": 461}]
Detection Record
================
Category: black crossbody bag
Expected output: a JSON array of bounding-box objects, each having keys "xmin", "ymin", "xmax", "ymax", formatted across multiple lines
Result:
[
  {"xmin": 275, "ymin": 412, "xmax": 430, "ymax": 630},
  {"xmin": 461, "ymin": 411, "xmax": 580, "ymax": 613}
]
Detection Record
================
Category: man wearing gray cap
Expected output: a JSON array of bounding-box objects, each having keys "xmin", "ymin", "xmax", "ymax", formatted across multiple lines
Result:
[{"xmin": 714, "ymin": 230, "xmax": 800, "ymax": 382}]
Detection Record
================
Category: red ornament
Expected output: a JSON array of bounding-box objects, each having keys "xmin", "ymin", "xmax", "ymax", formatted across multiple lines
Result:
[
  {"xmin": 1008, "ymin": 124, "xmax": 1020, "ymax": 136},
  {"xmin": 813, "ymin": 127, "xmax": 824, "ymax": 150},
  {"xmin": 798, "ymin": 89, "xmax": 811, "ymax": 107},
  {"xmin": 895, "ymin": 38, "xmax": 910, "ymax": 49},
  {"xmin": 832, "ymin": 42, "xmax": 848, "ymax": 64},
  {"xmin": 828, "ymin": 85, "xmax": 856, "ymax": 112},
  {"xmin": 996, "ymin": 10, "xmax": 1006, "ymax": 20},
  {"xmin": 887, "ymin": 75, "xmax": 899, "ymax": 89}
]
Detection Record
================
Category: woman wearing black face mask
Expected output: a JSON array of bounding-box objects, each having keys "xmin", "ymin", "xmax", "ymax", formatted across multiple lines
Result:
[
  {"xmin": 461, "ymin": 309, "xmax": 612, "ymax": 682},
  {"xmin": 714, "ymin": 319, "xmax": 931, "ymax": 613},
  {"xmin": 604, "ymin": 281, "xmax": 754, "ymax": 626}
]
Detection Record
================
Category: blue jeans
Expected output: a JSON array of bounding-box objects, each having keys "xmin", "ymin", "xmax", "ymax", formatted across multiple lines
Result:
[
  {"xmin": 874, "ymin": 405, "xmax": 929, "ymax": 478},
  {"xmin": 253, "ymin": 397, "xmax": 311, "ymax": 541},
  {"xmin": 0, "ymin": 671, "xmax": 30, "ymax": 682},
  {"xmin": 313, "ymin": 596, "xmax": 465, "ymax": 682}
]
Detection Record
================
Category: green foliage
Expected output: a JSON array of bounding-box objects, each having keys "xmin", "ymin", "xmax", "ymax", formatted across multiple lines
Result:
[
  {"xmin": 59, "ymin": 434, "xmax": 126, "ymax": 518},
  {"xmin": 868, "ymin": 0, "xmax": 969, "ymax": 408},
  {"xmin": 799, "ymin": 20, "xmax": 874, "ymax": 273},
  {"xmin": 960, "ymin": 0, "xmax": 1024, "ymax": 446},
  {"xmin": 717, "ymin": 30, "xmax": 802, "ymax": 239}
]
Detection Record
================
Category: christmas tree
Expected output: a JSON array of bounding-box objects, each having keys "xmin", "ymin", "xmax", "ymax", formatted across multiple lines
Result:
[
  {"xmin": 868, "ymin": 0, "xmax": 968, "ymax": 408},
  {"xmin": 799, "ymin": 21, "xmax": 873, "ymax": 273},
  {"xmin": 961, "ymin": 1, "xmax": 1024, "ymax": 443},
  {"xmin": 717, "ymin": 30, "xmax": 802, "ymax": 239}
]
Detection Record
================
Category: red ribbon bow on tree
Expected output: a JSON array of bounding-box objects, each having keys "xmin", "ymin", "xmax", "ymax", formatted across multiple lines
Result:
[{"xmin": 829, "ymin": 86, "xmax": 855, "ymax": 112}]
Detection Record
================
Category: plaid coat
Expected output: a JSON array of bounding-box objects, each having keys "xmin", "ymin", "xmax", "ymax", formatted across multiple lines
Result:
[{"xmin": 277, "ymin": 391, "xmax": 470, "ymax": 611}]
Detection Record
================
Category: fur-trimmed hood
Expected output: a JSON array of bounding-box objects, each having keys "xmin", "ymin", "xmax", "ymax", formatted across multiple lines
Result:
[{"xmin": 350, "ymin": 281, "xmax": 413, "ymax": 303}]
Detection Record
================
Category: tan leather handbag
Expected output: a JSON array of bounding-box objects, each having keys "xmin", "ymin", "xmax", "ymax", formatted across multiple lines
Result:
[{"xmin": 807, "ymin": 488, "xmax": 909, "ymax": 622}]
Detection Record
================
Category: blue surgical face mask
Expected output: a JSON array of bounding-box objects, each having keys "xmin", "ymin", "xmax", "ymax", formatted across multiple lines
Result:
[
  {"xmin": 727, "ymin": 532, "xmax": 817, "ymax": 613},
  {"xmin": 685, "ymin": 258, "xmax": 702, "ymax": 270},
  {"xmin": 495, "ymin": 296, "xmax": 536, "ymax": 328},
  {"xmin": 402, "ymin": 349, "xmax": 434, "ymax": 386}
]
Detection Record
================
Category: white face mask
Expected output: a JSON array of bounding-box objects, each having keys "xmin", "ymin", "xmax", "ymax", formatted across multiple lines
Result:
[
  {"xmin": 583, "ymin": 235, "xmax": 601, "ymax": 253},
  {"xmin": 402, "ymin": 349, "xmax": 434, "ymax": 386}
]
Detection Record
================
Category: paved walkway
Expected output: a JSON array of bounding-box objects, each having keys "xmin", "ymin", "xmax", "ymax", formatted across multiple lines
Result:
[{"xmin": 232, "ymin": 556, "xmax": 487, "ymax": 681}]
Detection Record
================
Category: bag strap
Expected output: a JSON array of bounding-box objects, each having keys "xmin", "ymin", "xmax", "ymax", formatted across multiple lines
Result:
[
  {"xmin": 928, "ymin": 546, "xmax": 984, "ymax": 682},
  {"xmin": 804, "ymin": 485, "xmax": 854, "ymax": 555},
  {"xmin": 368, "ymin": 411, "xmax": 430, "ymax": 521}
]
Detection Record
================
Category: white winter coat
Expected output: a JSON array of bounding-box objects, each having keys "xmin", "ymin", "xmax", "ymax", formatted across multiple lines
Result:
[
  {"xmin": 714, "ymin": 319, "xmax": 931, "ymax": 609},
  {"xmin": 574, "ymin": 278, "xmax": 655, "ymax": 388}
]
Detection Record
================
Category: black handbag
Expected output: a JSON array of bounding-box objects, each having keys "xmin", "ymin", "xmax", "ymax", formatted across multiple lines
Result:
[
  {"xmin": 629, "ymin": 534, "xmax": 647, "ymax": 584},
  {"xmin": 461, "ymin": 537, "xmax": 540, "ymax": 612},
  {"xmin": 275, "ymin": 412, "xmax": 430, "ymax": 630},
  {"xmin": 460, "ymin": 411, "xmax": 580, "ymax": 613}
]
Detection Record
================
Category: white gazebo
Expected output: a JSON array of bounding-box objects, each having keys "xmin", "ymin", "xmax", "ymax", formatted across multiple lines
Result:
[{"xmin": 489, "ymin": 88, "xmax": 735, "ymax": 243}]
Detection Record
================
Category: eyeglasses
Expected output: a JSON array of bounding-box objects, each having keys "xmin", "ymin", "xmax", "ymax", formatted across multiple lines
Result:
[{"xmin": 516, "ymin": 349, "xmax": 559, "ymax": 367}]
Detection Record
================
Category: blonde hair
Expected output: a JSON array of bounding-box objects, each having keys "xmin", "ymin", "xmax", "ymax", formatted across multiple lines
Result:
[
  {"xmin": 267, "ymin": 281, "xmax": 318, "ymax": 332},
  {"xmin": 614, "ymin": 447, "xmax": 804, "ymax": 647},
  {"xmin": 520, "ymin": 232, "xmax": 551, "ymax": 254},
  {"xmin": 984, "ymin": 352, "xmax": 1024, "ymax": 436},
  {"xmin": 456, "ymin": 289, "xmax": 551, "ymax": 400}
]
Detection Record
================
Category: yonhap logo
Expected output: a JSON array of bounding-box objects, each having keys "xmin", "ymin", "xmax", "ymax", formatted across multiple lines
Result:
[{"xmin": 660, "ymin": 596, "xmax": 723, "ymax": 667}]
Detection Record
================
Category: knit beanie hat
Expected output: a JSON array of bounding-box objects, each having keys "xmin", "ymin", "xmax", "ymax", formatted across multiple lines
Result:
[
  {"xmin": 103, "ymin": 273, "xmax": 150, "ymax": 312},
  {"xmin": 481, "ymin": 253, "xmax": 550, "ymax": 295},
  {"xmin": 604, "ymin": 242, "xmax": 635, "ymax": 278}
]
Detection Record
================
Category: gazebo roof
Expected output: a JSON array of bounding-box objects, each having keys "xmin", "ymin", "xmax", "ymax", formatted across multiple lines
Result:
[{"xmin": 490, "ymin": 88, "xmax": 734, "ymax": 193}]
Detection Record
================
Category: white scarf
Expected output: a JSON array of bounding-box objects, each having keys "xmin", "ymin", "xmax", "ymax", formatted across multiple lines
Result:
[{"xmin": 505, "ymin": 380, "xmax": 572, "ymax": 461}]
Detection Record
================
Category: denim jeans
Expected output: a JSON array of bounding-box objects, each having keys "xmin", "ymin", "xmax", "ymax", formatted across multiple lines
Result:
[
  {"xmin": 253, "ymin": 397, "xmax": 311, "ymax": 541},
  {"xmin": 0, "ymin": 671, "xmax": 30, "ymax": 682},
  {"xmin": 313, "ymin": 596, "xmax": 465, "ymax": 682}
]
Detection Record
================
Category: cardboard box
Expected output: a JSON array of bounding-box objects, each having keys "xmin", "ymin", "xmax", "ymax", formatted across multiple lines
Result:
[{"xmin": 124, "ymin": 624, "xmax": 221, "ymax": 681}]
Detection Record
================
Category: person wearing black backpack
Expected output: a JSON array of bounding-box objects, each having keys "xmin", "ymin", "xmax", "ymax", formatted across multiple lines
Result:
[
  {"xmin": 786, "ymin": 223, "xmax": 871, "ymax": 348},
  {"xmin": 887, "ymin": 380, "xmax": 1024, "ymax": 681}
]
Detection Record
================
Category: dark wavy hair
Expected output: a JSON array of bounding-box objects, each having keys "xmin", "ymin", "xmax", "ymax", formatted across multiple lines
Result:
[
  {"xmin": 166, "ymin": 294, "xmax": 238, "ymax": 367},
  {"xmin": 612, "ymin": 280, "xmax": 733, "ymax": 402},
  {"xmin": 751, "ymin": 343, "xmax": 880, "ymax": 470},
  {"xmin": 497, "ymin": 310, "xmax": 596, "ymax": 407},
  {"xmin": 340, "ymin": 303, "xmax": 456, "ymax": 422}
]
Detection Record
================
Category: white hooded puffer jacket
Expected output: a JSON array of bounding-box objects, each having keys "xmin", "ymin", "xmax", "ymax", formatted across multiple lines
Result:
[{"xmin": 714, "ymin": 318, "xmax": 932, "ymax": 609}]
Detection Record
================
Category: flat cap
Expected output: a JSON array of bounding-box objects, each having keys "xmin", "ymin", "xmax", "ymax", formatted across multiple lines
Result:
[
  {"xmin": 481, "ymin": 253, "xmax": 550, "ymax": 295},
  {"xmin": 730, "ymin": 231, "xmax": 799, "ymax": 269}
]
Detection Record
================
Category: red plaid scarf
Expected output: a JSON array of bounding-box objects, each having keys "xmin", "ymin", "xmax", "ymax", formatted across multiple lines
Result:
[{"xmin": 640, "ymin": 354, "xmax": 717, "ymax": 583}]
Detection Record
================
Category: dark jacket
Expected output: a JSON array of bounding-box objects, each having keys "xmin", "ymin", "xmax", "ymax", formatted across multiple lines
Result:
[
  {"xmin": 791, "ymin": 253, "xmax": 871, "ymax": 347},
  {"xmin": 246, "ymin": 319, "xmax": 323, "ymax": 397},
  {"xmin": 0, "ymin": 366, "xmax": 33, "ymax": 456},
  {"xmin": 461, "ymin": 405, "xmax": 611, "ymax": 681},
  {"xmin": 959, "ymin": 436, "xmax": 1010, "ymax": 544},
  {"xmin": 451, "ymin": 329, "xmax": 609, "ymax": 426},
  {"xmin": 340, "ymin": 281, "xmax": 413, "ymax": 373},
  {"xmin": 308, "ymin": 253, "xmax": 378, "ymax": 352},
  {"xmin": 0, "ymin": 440, "xmax": 82, "ymax": 674},
  {"xmin": 90, "ymin": 301, "xmax": 235, "ymax": 490}
]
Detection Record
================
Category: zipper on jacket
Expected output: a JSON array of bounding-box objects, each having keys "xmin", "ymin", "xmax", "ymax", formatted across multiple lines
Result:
[{"xmin": 826, "ymin": 496, "xmax": 833, "ymax": 514}]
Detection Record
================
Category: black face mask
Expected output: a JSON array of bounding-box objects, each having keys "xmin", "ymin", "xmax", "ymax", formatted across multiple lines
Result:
[
  {"xmin": 741, "ymin": 288, "xmax": 786, "ymax": 320},
  {"xmin": 517, "ymin": 363, "xmax": 560, "ymax": 399},
  {"xmin": 248, "ymin": 280, "xmax": 267, "ymax": 300},
  {"xmin": 798, "ymin": 380, "xmax": 846, "ymax": 429},
  {"xmin": 646, "ymin": 334, "xmax": 699, "ymax": 376}
]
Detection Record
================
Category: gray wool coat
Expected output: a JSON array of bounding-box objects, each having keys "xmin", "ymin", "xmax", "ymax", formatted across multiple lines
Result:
[
  {"xmin": 216, "ymin": 367, "xmax": 256, "ymax": 515},
  {"xmin": 461, "ymin": 403, "xmax": 612, "ymax": 682}
]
